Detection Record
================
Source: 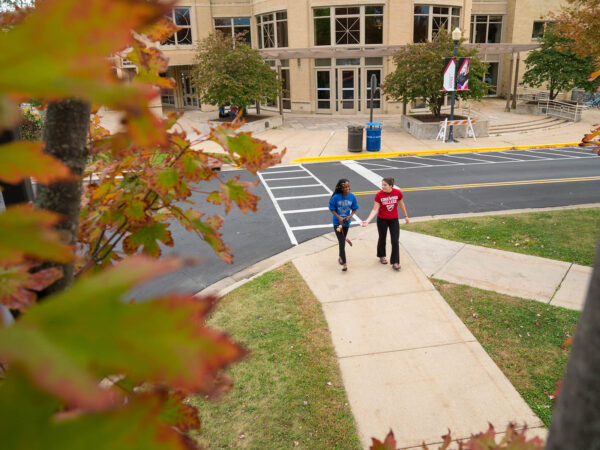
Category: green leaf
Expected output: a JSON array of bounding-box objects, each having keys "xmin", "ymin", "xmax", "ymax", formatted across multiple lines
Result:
[
  {"xmin": 0, "ymin": 373, "xmax": 197, "ymax": 450},
  {"xmin": 0, "ymin": 205, "xmax": 74, "ymax": 265},
  {"xmin": 122, "ymin": 223, "xmax": 173, "ymax": 256},
  {"xmin": 123, "ymin": 199, "xmax": 148, "ymax": 224},
  {"xmin": 0, "ymin": 141, "xmax": 72, "ymax": 184},
  {"xmin": 178, "ymin": 209, "xmax": 233, "ymax": 263},
  {"xmin": 160, "ymin": 391, "xmax": 201, "ymax": 433},
  {"xmin": 0, "ymin": 264, "xmax": 63, "ymax": 311},
  {"xmin": 207, "ymin": 177, "xmax": 260, "ymax": 214},
  {"xmin": 210, "ymin": 127, "xmax": 284, "ymax": 174},
  {"xmin": 152, "ymin": 168, "xmax": 189, "ymax": 197},
  {"xmin": 0, "ymin": 257, "xmax": 246, "ymax": 402},
  {"xmin": 0, "ymin": 0, "xmax": 171, "ymax": 106},
  {"xmin": 211, "ymin": 129, "xmax": 285, "ymax": 174}
]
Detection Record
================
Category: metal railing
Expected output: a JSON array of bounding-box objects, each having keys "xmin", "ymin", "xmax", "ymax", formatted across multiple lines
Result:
[
  {"xmin": 517, "ymin": 88, "xmax": 549, "ymax": 102},
  {"xmin": 517, "ymin": 88, "xmax": 584, "ymax": 122},
  {"xmin": 538, "ymin": 99, "xmax": 585, "ymax": 122}
]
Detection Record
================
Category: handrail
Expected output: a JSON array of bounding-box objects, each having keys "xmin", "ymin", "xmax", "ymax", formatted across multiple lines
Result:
[{"xmin": 537, "ymin": 98, "xmax": 584, "ymax": 122}]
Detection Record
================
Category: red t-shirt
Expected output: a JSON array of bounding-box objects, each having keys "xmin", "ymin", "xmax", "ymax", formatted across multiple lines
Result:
[{"xmin": 375, "ymin": 188, "xmax": 404, "ymax": 220}]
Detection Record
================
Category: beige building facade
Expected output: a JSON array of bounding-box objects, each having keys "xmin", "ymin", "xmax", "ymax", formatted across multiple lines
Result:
[{"xmin": 150, "ymin": 0, "xmax": 566, "ymax": 114}]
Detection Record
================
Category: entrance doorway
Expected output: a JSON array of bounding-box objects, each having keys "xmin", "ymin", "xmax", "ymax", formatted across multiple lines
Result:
[
  {"xmin": 314, "ymin": 58, "xmax": 383, "ymax": 114},
  {"xmin": 338, "ymin": 68, "xmax": 358, "ymax": 114},
  {"xmin": 180, "ymin": 71, "xmax": 199, "ymax": 108}
]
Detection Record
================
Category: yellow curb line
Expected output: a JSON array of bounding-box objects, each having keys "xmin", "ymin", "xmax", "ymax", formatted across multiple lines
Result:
[
  {"xmin": 290, "ymin": 142, "xmax": 583, "ymax": 163},
  {"xmin": 351, "ymin": 176, "xmax": 600, "ymax": 196}
]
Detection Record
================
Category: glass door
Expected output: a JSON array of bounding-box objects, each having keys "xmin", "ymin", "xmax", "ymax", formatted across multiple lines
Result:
[
  {"xmin": 316, "ymin": 69, "xmax": 333, "ymax": 113},
  {"xmin": 365, "ymin": 69, "xmax": 382, "ymax": 111},
  {"xmin": 180, "ymin": 71, "xmax": 199, "ymax": 108},
  {"xmin": 338, "ymin": 68, "xmax": 358, "ymax": 114}
]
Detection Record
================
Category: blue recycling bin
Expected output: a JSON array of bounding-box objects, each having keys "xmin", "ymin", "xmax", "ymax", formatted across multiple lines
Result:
[{"xmin": 366, "ymin": 122, "xmax": 382, "ymax": 151}]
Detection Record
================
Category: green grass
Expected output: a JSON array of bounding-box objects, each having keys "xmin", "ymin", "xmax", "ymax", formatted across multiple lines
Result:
[
  {"xmin": 190, "ymin": 263, "xmax": 361, "ymax": 449},
  {"xmin": 432, "ymin": 279, "xmax": 580, "ymax": 427},
  {"xmin": 403, "ymin": 208, "xmax": 600, "ymax": 266}
]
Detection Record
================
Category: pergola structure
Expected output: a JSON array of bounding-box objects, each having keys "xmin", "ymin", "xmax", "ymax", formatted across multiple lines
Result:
[{"xmin": 260, "ymin": 43, "xmax": 541, "ymax": 111}]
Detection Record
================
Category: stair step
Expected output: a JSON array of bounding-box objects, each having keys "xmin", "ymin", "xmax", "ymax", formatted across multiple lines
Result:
[
  {"xmin": 489, "ymin": 119, "xmax": 564, "ymax": 132},
  {"xmin": 489, "ymin": 118, "xmax": 561, "ymax": 131},
  {"xmin": 488, "ymin": 120, "xmax": 568, "ymax": 135}
]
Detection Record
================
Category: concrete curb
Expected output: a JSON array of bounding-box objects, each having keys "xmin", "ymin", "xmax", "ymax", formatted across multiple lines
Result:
[{"xmin": 290, "ymin": 142, "xmax": 583, "ymax": 163}]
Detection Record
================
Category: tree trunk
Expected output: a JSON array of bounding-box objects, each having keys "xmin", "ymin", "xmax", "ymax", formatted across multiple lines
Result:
[
  {"xmin": 545, "ymin": 236, "xmax": 600, "ymax": 449},
  {"xmin": 34, "ymin": 99, "xmax": 91, "ymax": 296}
]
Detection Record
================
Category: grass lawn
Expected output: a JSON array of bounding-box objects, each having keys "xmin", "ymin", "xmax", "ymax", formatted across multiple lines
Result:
[
  {"xmin": 190, "ymin": 263, "xmax": 361, "ymax": 449},
  {"xmin": 432, "ymin": 279, "xmax": 580, "ymax": 427},
  {"xmin": 403, "ymin": 208, "xmax": 600, "ymax": 266}
]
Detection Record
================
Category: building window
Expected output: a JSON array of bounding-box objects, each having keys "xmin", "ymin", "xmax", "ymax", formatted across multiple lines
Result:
[
  {"xmin": 165, "ymin": 8, "xmax": 192, "ymax": 45},
  {"xmin": 313, "ymin": 5, "xmax": 384, "ymax": 46},
  {"xmin": 214, "ymin": 17, "xmax": 251, "ymax": 43},
  {"xmin": 261, "ymin": 60, "xmax": 291, "ymax": 110},
  {"xmin": 281, "ymin": 60, "xmax": 291, "ymax": 110},
  {"xmin": 470, "ymin": 15, "xmax": 502, "ymax": 43},
  {"xmin": 532, "ymin": 21, "xmax": 554, "ymax": 40},
  {"xmin": 159, "ymin": 73, "xmax": 175, "ymax": 105},
  {"xmin": 413, "ymin": 5, "xmax": 460, "ymax": 43},
  {"xmin": 256, "ymin": 11, "xmax": 288, "ymax": 49}
]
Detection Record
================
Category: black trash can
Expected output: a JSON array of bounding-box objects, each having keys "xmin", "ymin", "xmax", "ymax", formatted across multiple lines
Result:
[{"xmin": 347, "ymin": 124, "xmax": 364, "ymax": 152}]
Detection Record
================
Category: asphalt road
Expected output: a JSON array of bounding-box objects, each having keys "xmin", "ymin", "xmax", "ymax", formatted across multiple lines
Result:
[{"xmin": 132, "ymin": 146, "xmax": 600, "ymax": 299}]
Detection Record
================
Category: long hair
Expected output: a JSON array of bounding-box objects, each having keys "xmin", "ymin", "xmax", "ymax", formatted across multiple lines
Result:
[{"xmin": 330, "ymin": 178, "xmax": 349, "ymax": 199}]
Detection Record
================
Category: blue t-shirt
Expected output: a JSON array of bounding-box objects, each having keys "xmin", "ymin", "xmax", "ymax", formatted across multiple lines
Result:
[{"xmin": 329, "ymin": 193, "xmax": 359, "ymax": 227}]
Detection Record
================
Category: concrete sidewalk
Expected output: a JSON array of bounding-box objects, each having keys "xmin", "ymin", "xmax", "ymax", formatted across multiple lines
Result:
[
  {"xmin": 174, "ymin": 98, "xmax": 600, "ymax": 164},
  {"xmin": 401, "ymin": 230, "xmax": 592, "ymax": 311},
  {"xmin": 292, "ymin": 225, "xmax": 547, "ymax": 448},
  {"xmin": 200, "ymin": 215, "xmax": 592, "ymax": 448}
]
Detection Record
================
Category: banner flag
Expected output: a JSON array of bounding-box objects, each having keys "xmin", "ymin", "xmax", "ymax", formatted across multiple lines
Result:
[
  {"xmin": 442, "ymin": 58, "xmax": 456, "ymax": 92},
  {"xmin": 457, "ymin": 57, "xmax": 470, "ymax": 91}
]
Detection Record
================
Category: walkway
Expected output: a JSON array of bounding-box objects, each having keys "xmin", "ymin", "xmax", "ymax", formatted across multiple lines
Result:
[{"xmin": 201, "ymin": 213, "xmax": 592, "ymax": 448}]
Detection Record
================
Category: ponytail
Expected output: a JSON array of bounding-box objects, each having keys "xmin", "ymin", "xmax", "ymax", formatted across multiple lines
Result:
[{"xmin": 330, "ymin": 178, "xmax": 349, "ymax": 199}]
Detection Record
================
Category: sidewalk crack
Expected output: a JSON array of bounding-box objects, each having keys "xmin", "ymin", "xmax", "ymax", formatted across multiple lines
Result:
[
  {"xmin": 431, "ymin": 241, "xmax": 467, "ymax": 278},
  {"xmin": 319, "ymin": 130, "xmax": 336, "ymax": 156},
  {"xmin": 549, "ymin": 262, "xmax": 573, "ymax": 305},
  {"xmin": 338, "ymin": 340, "xmax": 478, "ymax": 359}
]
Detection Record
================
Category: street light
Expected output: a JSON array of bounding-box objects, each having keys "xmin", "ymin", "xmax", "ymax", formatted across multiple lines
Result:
[{"xmin": 447, "ymin": 27, "xmax": 461, "ymax": 143}]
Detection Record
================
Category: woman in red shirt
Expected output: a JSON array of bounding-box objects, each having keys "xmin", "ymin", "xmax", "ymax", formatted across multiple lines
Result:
[{"xmin": 361, "ymin": 177, "xmax": 410, "ymax": 270}]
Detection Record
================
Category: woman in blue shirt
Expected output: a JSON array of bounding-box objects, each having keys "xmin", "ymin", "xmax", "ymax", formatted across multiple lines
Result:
[{"xmin": 329, "ymin": 178, "xmax": 359, "ymax": 271}]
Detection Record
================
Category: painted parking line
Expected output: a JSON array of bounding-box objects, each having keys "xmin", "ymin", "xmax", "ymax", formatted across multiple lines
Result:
[
  {"xmin": 259, "ymin": 163, "xmax": 361, "ymax": 245},
  {"xmin": 352, "ymin": 175, "xmax": 600, "ymax": 196},
  {"xmin": 265, "ymin": 175, "xmax": 314, "ymax": 181},
  {"xmin": 367, "ymin": 149, "xmax": 599, "ymax": 171},
  {"xmin": 282, "ymin": 207, "xmax": 330, "ymax": 214},
  {"xmin": 342, "ymin": 160, "xmax": 383, "ymax": 188},
  {"xmin": 270, "ymin": 184, "xmax": 322, "ymax": 190},
  {"xmin": 383, "ymin": 157, "xmax": 430, "ymax": 166},
  {"xmin": 441, "ymin": 153, "xmax": 495, "ymax": 163}
]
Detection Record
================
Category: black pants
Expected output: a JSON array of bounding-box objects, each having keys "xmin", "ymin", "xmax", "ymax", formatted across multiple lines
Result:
[
  {"xmin": 377, "ymin": 218, "xmax": 400, "ymax": 265},
  {"xmin": 334, "ymin": 225, "xmax": 350, "ymax": 264}
]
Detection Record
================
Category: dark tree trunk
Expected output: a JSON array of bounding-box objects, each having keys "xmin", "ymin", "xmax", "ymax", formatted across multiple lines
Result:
[
  {"xmin": 545, "ymin": 236, "xmax": 600, "ymax": 449},
  {"xmin": 34, "ymin": 99, "xmax": 91, "ymax": 296}
]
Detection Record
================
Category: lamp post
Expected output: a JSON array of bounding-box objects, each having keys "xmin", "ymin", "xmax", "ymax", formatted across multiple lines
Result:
[{"xmin": 447, "ymin": 27, "xmax": 461, "ymax": 143}]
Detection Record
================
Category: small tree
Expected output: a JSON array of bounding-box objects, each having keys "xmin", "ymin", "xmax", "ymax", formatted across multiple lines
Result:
[
  {"xmin": 193, "ymin": 32, "xmax": 280, "ymax": 116},
  {"xmin": 522, "ymin": 29, "xmax": 599, "ymax": 100},
  {"xmin": 383, "ymin": 31, "xmax": 488, "ymax": 118}
]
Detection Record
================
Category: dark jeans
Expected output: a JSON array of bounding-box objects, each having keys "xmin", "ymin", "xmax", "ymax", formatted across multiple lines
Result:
[
  {"xmin": 334, "ymin": 225, "xmax": 350, "ymax": 264},
  {"xmin": 377, "ymin": 218, "xmax": 400, "ymax": 265}
]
